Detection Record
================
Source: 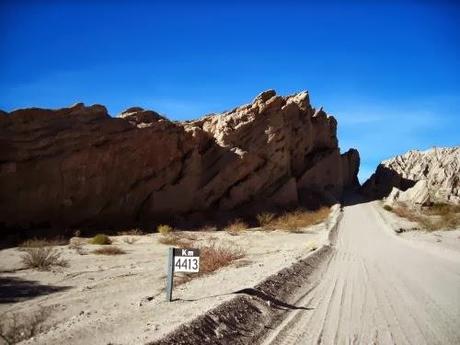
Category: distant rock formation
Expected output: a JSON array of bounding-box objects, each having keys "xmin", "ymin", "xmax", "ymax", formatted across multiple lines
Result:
[
  {"xmin": 362, "ymin": 147, "xmax": 460, "ymax": 205},
  {"xmin": 0, "ymin": 90, "xmax": 360, "ymax": 229}
]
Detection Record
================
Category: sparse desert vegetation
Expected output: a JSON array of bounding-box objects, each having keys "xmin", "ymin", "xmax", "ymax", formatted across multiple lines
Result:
[
  {"xmin": 20, "ymin": 247, "xmax": 68, "ymax": 271},
  {"xmin": 224, "ymin": 219, "xmax": 248, "ymax": 235},
  {"xmin": 0, "ymin": 208, "xmax": 332, "ymax": 345},
  {"xmin": 18, "ymin": 237, "xmax": 67, "ymax": 249},
  {"xmin": 89, "ymin": 234, "xmax": 112, "ymax": 245},
  {"xmin": 199, "ymin": 242, "xmax": 245, "ymax": 274},
  {"xmin": 258, "ymin": 207, "xmax": 330, "ymax": 232},
  {"xmin": 157, "ymin": 231, "xmax": 244, "ymax": 274},
  {"xmin": 158, "ymin": 233, "xmax": 192, "ymax": 247},
  {"xmin": 157, "ymin": 224, "xmax": 173, "ymax": 235},
  {"xmin": 386, "ymin": 202, "xmax": 460, "ymax": 231},
  {"xmin": 92, "ymin": 246, "xmax": 126, "ymax": 255}
]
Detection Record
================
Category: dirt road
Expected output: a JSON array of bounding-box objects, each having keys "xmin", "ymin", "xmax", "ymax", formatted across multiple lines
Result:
[{"xmin": 262, "ymin": 201, "xmax": 460, "ymax": 345}]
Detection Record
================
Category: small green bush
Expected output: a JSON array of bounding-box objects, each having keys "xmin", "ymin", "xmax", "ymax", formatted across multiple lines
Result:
[
  {"xmin": 383, "ymin": 205, "xmax": 393, "ymax": 211},
  {"xmin": 157, "ymin": 224, "xmax": 173, "ymax": 235},
  {"xmin": 90, "ymin": 234, "xmax": 112, "ymax": 245}
]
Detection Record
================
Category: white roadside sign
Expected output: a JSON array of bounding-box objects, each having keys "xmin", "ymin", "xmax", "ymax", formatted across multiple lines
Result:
[{"xmin": 173, "ymin": 248, "xmax": 200, "ymax": 273}]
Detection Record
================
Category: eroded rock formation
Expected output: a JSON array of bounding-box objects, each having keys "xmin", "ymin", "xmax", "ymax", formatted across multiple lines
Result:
[
  {"xmin": 0, "ymin": 90, "xmax": 359, "ymax": 229},
  {"xmin": 361, "ymin": 147, "xmax": 460, "ymax": 205}
]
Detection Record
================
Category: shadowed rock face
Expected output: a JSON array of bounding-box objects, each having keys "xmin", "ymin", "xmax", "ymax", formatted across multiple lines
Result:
[
  {"xmin": 361, "ymin": 147, "xmax": 460, "ymax": 205},
  {"xmin": 0, "ymin": 90, "xmax": 360, "ymax": 229}
]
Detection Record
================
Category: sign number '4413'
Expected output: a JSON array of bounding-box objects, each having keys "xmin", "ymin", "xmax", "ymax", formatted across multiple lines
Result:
[{"xmin": 173, "ymin": 248, "xmax": 200, "ymax": 273}]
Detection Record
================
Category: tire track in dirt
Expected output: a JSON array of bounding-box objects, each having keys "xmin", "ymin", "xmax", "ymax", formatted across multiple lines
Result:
[{"xmin": 261, "ymin": 201, "xmax": 460, "ymax": 345}]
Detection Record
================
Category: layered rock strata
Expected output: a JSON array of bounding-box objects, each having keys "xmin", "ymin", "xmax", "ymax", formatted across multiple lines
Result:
[{"xmin": 0, "ymin": 90, "xmax": 359, "ymax": 229}]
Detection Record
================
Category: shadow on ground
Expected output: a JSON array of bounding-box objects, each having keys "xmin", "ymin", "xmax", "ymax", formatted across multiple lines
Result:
[
  {"xmin": 0, "ymin": 276, "xmax": 70, "ymax": 304},
  {"xmin": 175, "ymin": 287, "xmax": 313, "ymax": 311}
]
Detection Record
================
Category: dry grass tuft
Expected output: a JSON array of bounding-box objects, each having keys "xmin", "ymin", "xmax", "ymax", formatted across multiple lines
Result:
[
  {"xmin": 0, "ymin": 307, "xmax": 50, "ymax": 344},
  {"xmin": 158, "ymin": 233, "xmax": 245, "ymax": 282},
  {"xmin": 261, "ymin": 207, "xmax": 330, "ymax": 232},
  {"xmin": 425, "ymin": 203, "xmax": 460, "ymax": 216},
  {"xmin": 225, "ymin": 219, "xmax": 248, "ymax": 235},
  {"xmin": 391, "ymin": 203, "xmax": 460, "ymax": 231},
  {"xmin": 92, "ymin": 246, "xmax": 126, "ymax": 255},
  {"xmin": 199, "ymin": 243, "xmax": 245, "ymax": 274},
  {"xmin": 157, "ymin": 224, "xmax": 173, "ymax": 235},
  {"xmin": 256, "ymin": 212, "xmax": 276, "ymax": 227},
  {"xmin": 19, "ymin": 237, "xmax": 67, "ymax": 249},
  {"xmin": 157, "ymin": 233, "xmax": 193, "ymax": 248},
  {"xmin": 392, "ymin": 205, "xmax": 420, "ymax": 223},
  {"xmin": 21, "ymin": 247, "xmax": 68, "ymax": 271},
  {"xmin": 89, "ymin": 234, "xmax": 112, "ymax": 245}
]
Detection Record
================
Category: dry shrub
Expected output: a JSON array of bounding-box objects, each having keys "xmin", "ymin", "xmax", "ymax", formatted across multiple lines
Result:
[
  {"xmin": 225, "ymin": 219, "xmax": 248, "ymax": 235},
  {"xmin": 158, "ymin": 233, "xmax": 193, "ymax": 248},
  {"xmin": 123, "ymin": 237, "xmax": 139, "ymax": 244},
  {"xmin": 391, "ymin": 205, "xmax": 419, "ymax": 223},
  {"xmin": 383, "ymin": 205, "xmax": 393, "ymax": 211},
  {"xmin": 117, "ymin": 228, "xmax": 144, "ymax": 236},
  {"xmin": 157, "ymin": 225, "xmax": 173, "ymax": 235},
  {"xmin": 391, "ymin": 203, "xmax": 460, "ymax": 231},
  {"xmin": 256, "ymin": 212, "xmax": 275, "ymax": 227},
  {"xmin": 19, "ymin": 237, "xmax": 67, "ymax": 249},
  {"xmin": 89, "ymin": 234, "xmax": 112, "ymax": 245},
  {"xmin": 426, "ymin": 203, "xmax": 460, "ymax": 216},
  {"xmin": 0, "ymin": 307, "xmax": 50, "ymax": 344},
  {"xmin": 69, "ymin": 238, "xmax": 87, "ymax": 255},
  {"xmin": 92, "ymin": 246, "xmax": 126, "ymax": 255},
  {"xmin": 199, "ymin": 243, "xmax": 245, "ymax": 274},
  {"xmin": 21, "ymin": 247, "xmax": 68, "ymax": 271},
  {"xmin": 265, "ymin": 207, "xmax": 330, "ymax": 231}
]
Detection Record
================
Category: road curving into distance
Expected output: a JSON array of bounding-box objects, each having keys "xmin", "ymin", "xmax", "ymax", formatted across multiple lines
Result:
[{"xmin": 261, "ymin": 201, "xmax": 460, "ymax": 345}]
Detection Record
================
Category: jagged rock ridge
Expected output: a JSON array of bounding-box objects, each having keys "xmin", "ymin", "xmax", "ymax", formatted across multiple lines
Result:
[
  {"xmin": 361, "ymin": 147, "xmax": 460, "ymax": 205},
  {"xmin": 0, "ymin": 90, "xmax": 360, "ymax": 229}
]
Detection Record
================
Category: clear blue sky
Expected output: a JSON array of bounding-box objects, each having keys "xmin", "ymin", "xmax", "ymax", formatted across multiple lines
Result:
[{"xmin": 1, "ymin": 1, "xmax": 459, "ymax": 182}]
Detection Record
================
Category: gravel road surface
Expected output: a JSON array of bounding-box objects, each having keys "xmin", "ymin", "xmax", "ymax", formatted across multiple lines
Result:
[{"xmin": 262, "ymin": 201, "xmax": 460, "ymax": 345}]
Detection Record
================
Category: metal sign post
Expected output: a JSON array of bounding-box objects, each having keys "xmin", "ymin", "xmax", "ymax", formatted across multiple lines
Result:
[
  {"xmin": 166, "ymin": 248, "xmax": 174, "ymax": 302},
  {"xmin": 166, "ymin": 247, "xmax": 200, "ymax": 302}
]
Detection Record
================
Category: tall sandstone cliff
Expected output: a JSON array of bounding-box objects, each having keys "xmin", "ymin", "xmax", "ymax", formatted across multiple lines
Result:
[
  {"xmin": 0, "ymin": 90, "xmax": 359, "ymax": 229},
  {"xmin": 361, "ymin": 147, "xmax": 460, "ymax": 205}
]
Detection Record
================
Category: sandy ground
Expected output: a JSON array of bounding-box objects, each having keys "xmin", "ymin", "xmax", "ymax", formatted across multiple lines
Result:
[
  {"xmin": 261, "ymin": 201, "xmax": 460, "ymax": 345},
  {"xmin": 0, "ymin": 222, "xmax": 329, "ymax": 345}
]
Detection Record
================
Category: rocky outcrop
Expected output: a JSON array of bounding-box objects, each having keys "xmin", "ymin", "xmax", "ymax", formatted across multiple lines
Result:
[
  {"xmin": 0, "ymin": 90, "xmax": 359, "ymax": 229},
  {"xmin": 362, "ymin": 147, "xmax": 460, "ymax": 205}
]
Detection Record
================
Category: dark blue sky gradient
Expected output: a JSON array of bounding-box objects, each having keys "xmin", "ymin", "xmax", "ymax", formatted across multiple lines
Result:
[{"xmin": 1, "ymin": 1, "xmax": 459, "ymax": 180}]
